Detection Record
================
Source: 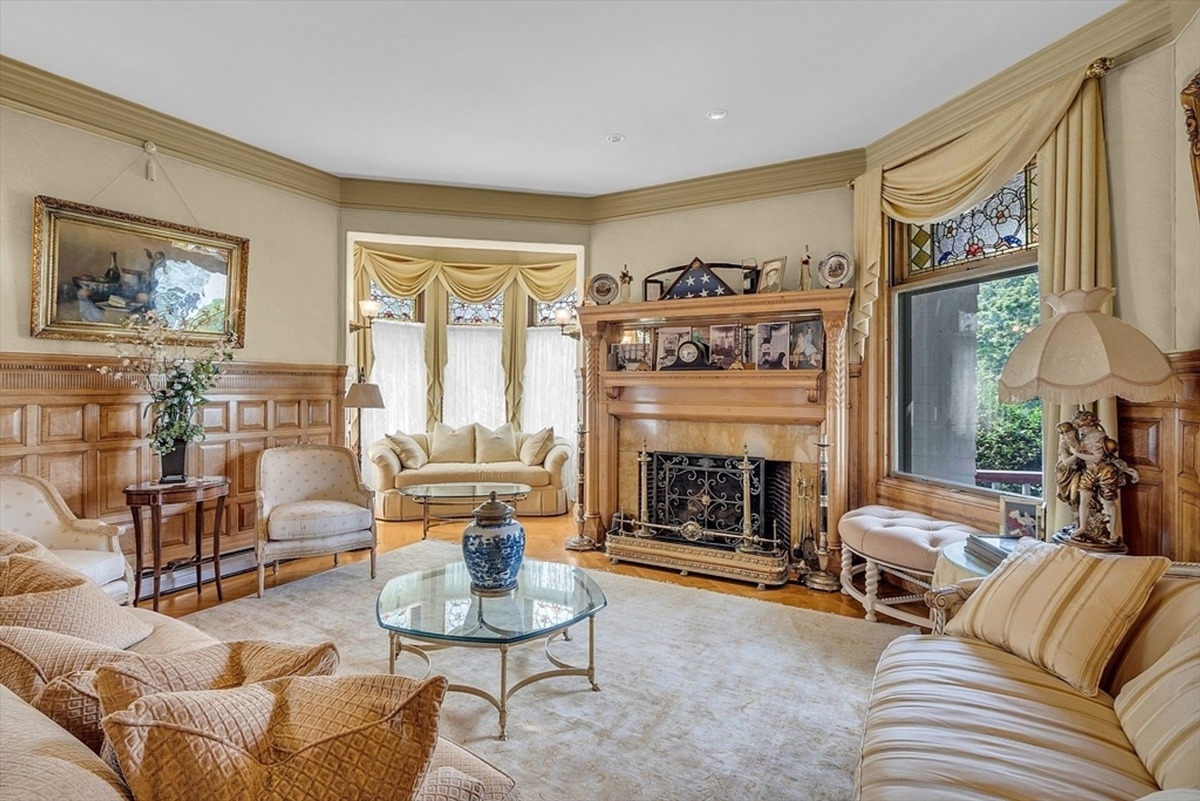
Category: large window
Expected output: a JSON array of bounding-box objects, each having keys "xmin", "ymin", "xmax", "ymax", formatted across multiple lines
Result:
[
  {"xmin": 444, "ymin": 293, "xmax": 505, "ymax": 428},
  {"xmin": 895, "ymin": 169, "xmax": 1043, "ymax": 497}
]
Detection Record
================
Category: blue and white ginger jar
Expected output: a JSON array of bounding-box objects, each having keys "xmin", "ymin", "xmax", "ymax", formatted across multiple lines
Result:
[{"xmin": 462, "ymin": 492, "xmax": 525, "ymax": 594}]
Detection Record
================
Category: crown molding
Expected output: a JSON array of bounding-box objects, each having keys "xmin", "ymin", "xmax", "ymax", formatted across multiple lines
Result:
[
  {"xmin": 588, "ymin": 150, "xmax": 864, "ymax": 223},
  {"xmin": 0, "ymin": 56, "xmax": 341, "ymax": 204},
  {"xmin": 865, "ymin": 0, "xmax": 1195, "ymax": 170},
  {"xmin": 339, "ymin": 178, "xmax": 593, "ymax": 225}
]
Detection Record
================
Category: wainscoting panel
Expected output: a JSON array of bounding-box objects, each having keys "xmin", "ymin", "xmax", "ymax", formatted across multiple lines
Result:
[
  {"xmin": 0, "ymin": 353, "xmax": 346, "ymax": 568},
  {"xmin": 1118, "ymin": 350, "xmax": 1200, "ymax": 562}
]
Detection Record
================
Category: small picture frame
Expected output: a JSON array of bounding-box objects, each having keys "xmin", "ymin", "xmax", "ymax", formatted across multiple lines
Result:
[
  {"xmin": 758, "ymin": 257, "xmax": 787, "ymax": 293},
  {"xmin": 709, "ymin": 324, "xmax": 741, "ymax": 368},
  {"xmin": 999, "ymin": 497, "xmax": 1044, "ymax": 539},
  {"xmin": 755, "ymin": 322, "xmax": 790, "ymax": 370},
  {"xmin": 654, "ymin": 326, "xmax": 692, "ymax": 369},
  {"xmin": 789, "ymin": 319, "xmax": 825, "ymax": 370},
  {"xmin": 643, "ymin": 278, "xmax": 664, "ymax": 302}
]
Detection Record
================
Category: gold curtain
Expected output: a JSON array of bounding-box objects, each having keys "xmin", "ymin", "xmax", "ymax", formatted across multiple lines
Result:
[
  {"xmin": 852, "ymin": 60, "xmax": 1115, "ymax": 527},
  {"xmin": 851, "ymin": 68, "xmax": 1087, "ymax": 359},
  {"xmin": 351, "ymin": 245, "xmax": 575, "ymax": 428},
  {"xmin": 1036, "ymin": 74, "xmax": 1117, "ymax": 534}
]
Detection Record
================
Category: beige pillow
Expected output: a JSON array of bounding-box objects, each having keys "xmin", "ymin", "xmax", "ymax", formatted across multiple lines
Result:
[
  {"xmin": 474, "ymin": 423, "xmax": 518, "ymax": 463},
  {"xmin": 0, "ymin": 626, "xmax": 131, "ymax": 703},
  {"xmin": 103, "ymin": 674, "xmax": 447, "ymax": 801},
  {"xmin": 1113, "ymin": 630, "xmax": 1200, "ymax": 790},
  {"xmin": 519, "ymin": 426, "xmax": 555, "ymax": 466},
  {"xmin": 386, "ymin": 432, "xmax": 429, "ymax": 470},
  {"xmin": 429, "ymin": 423, "xmax": 475, "ymax": 463},
  {"xmin": 415, "ymin": 766, "xmax": 487, "ymax": 801},
  {"xmin": 0, "ymin": 554, "xmax": 151, "ymax": 649},
  {"xmin": 945, "ymin": 541, "xmax": 1170, "ymax": 697},
  {"xmin": 0, "ymin": 530, "xmax": 66, "ymax": 565}
]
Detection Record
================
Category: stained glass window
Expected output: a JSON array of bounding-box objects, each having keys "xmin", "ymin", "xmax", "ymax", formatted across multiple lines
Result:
[
  {"xmin": 533, "ymin": 290, "xmax": 578, "ymax": 326},
  {"xmin": 907, "ymin": 164, "xmax": 1037, "ymax": 277},
  {"xmin": 369, "ymin": 281, "xmax": 416, "ymax": 321},
  {"xmin": 449, "ymin": 293, "xmax": 503, "ymax": 326}
]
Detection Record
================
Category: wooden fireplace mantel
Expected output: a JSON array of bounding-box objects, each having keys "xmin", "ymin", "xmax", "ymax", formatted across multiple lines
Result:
[{"xmin": 577, "ymin": 288, "xmax": 853, "ymax": 551}]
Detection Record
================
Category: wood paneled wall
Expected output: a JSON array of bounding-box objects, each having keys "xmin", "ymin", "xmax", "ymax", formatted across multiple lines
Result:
[
  {"xmin": 1118, "ymin": 350, "xmax": 1200, "ymax": 561},
  {"xmin": 0, "ymin": 353, "xmax": 347, "ymax": 565}
]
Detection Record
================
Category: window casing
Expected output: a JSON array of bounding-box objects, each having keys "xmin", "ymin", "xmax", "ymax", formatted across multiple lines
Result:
[{"xmin": 893, "ymin": 167, "xmax": 1043, "ymax": 498}]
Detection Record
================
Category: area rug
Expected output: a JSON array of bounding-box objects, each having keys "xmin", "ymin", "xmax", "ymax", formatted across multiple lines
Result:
[{"xmin": 184, "ymin": 541, "xmax": 914, "ymax": 801}]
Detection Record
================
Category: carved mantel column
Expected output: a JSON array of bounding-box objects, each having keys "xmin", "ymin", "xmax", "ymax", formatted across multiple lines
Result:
[
  {"xmin": 821, "ymin": 308, "xmax": 851, "ymax": 560},
  {"xmin": 580, "ymin": 323, "xmax": 607, "ymax": 542}
]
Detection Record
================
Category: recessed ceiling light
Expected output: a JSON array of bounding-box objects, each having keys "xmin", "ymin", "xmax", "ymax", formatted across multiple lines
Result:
[
  {"xmin": 706, "ymin": 109, "xmax": 728, "ymax": 120},
  {"xmin": 606, "ymin": 133, "xmax": 625, "ymax": 143}
]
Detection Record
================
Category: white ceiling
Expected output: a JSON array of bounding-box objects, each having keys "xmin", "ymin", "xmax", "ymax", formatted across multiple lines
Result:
[{"xmin": 0, "ymin": 0, "xmax": 1124, "ymax": 197}]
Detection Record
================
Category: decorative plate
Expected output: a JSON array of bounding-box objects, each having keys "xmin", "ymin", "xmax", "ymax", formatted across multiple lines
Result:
[
  {"xmin": 588, "ymin": 273, "xmax": 620, "ymax": 305},
  {"xmin": 814, "ymin": 251, "xmax": 855, "ymax": 289}
]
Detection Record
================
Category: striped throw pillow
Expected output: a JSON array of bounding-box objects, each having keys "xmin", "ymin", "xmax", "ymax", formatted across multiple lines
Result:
[
  {"xmin": 945, "ymin": 541, "xmax": 1170, "ymax": 697},
  {"xmin": 1113, "ymin": 629, "xmax": 1200, "ymax": 789}
]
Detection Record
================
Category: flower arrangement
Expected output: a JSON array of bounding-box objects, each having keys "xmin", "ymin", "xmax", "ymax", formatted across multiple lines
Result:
[{"xmin": 91, "ymin": 312, "xmax": 236, "ymax": 454}]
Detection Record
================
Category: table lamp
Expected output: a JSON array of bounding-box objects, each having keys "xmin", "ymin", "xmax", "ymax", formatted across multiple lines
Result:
[{"xmin": 998, "ymin": 287, "xmax": 1177, "ymax": 552}]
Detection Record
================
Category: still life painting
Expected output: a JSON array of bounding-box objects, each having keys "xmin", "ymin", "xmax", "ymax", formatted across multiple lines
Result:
[{"xmin": 31, "ymin": 196, "xmax": 249, "ymax": 346}]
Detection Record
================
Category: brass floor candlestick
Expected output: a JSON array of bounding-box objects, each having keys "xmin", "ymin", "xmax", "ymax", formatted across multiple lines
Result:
[
  {"xmin": 804, "ymin": 437, "xmax": 840, "ymax": 592},
  {"xmin": 564, "ymin": 419, "xmax": 595, "ymax": 551}
]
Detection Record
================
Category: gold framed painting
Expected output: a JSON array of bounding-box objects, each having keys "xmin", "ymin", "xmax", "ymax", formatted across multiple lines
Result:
[{"xmin": 31, "ymin": 196, "xmax": 249, "ymax": 346}]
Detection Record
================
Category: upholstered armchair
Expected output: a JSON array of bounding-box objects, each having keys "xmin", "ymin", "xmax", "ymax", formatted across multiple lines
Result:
[
  {"xmin": 255, "ymin": 444, "xmax": 377, "ymax": 597},
  {"xmin": 0, "ymin": 474, "xmax": 134, "ymax": 604}
]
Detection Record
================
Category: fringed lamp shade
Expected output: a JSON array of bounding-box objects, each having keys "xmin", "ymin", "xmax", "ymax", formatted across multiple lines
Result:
[{"xmin": 998, "ymin": 288, "xmax": 1177, "ymax": 405}]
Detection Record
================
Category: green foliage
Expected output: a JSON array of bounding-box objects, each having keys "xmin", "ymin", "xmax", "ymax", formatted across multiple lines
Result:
[{"xmin": 975, "ymin": 272, "xmax": 1043, "ymax": 478}]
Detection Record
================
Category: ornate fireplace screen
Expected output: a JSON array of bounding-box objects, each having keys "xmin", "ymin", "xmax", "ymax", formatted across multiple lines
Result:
[{"xmin": 619, "ymin": 450, "xmax": 792, "ymax": 553}]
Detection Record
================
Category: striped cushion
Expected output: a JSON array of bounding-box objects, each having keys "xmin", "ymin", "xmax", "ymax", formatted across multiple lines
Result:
[
  {"xmin": 945, "ymin": 541, "xmax": 1170, "ymax": 697},
  {"xmin": 1113, "ymin": 629, "xmax": 1200, "ymax": 790}
]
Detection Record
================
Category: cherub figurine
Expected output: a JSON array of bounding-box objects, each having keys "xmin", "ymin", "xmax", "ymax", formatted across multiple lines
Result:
[{"xmin": 1055, "ymin": 409, "xmax": 1138, "ymax": 548}]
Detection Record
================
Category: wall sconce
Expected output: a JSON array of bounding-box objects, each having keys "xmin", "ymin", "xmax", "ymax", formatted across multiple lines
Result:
[
  {"xmin": 555, "ymin": 307, "xmax": 580, "ymax": 339},
  {"xmin": 349, "ymin": 299, "xmax": 382, "ymax": 333}
]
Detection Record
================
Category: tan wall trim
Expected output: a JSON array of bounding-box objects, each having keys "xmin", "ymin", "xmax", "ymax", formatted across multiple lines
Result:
[
  {"xmin": 865, "ymin": 0, "xmax": 1194, "ymax": 170},
  {"xmin": 0, "ymin": 57, "xmax": 341, "ymax": 204},
  {"xmin": 588, "ymin": 150, "xmax": 866, "ymax": 222},
  {"xmin": 339, "ymin": 178, "xmax": 594, "ymax": 224}
]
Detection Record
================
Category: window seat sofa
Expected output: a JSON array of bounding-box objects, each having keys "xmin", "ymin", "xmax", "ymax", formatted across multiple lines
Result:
[
  {"xmin": 367, "ymin": 423, "xmax": 571, "ymax": 521},
  {"xmin": 854, "ymin": 546, "xmax": 1200, "ymax": 801}
]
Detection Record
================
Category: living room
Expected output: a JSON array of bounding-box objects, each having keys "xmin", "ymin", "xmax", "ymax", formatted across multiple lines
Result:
[{"xmin": 2, "ymin": 1, "xmax": 1199, "ymax": 800}]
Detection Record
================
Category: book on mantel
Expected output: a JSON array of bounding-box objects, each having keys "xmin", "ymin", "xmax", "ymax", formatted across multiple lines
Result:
[{"xmin": 965, "ymin": 535, "xmax": 1022, "ymax": 570}]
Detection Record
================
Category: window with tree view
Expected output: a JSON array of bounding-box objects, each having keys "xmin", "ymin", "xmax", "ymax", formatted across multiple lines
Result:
[{"xmin": 896, "ymin": 169, "xmax": 1042, "ymax": 498}]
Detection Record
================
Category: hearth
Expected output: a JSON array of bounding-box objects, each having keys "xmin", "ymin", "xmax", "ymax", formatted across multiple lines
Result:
[{"xmin": 605, "ymin": 446, "xmax": 799, "ymax": 588}]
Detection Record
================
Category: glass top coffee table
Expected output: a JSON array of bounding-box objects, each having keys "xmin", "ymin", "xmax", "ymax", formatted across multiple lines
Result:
[
  {"xmin": 376, "ymin": 558, "xmax": 606, "ymax": 740},
  {"xmin": 399, "ymin": 482, "xmax": 532, "ymax": 538}
]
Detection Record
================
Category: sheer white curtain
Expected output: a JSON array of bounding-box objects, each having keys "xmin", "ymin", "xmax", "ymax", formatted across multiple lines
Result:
[
  {"xmin": 443, "ymin": 325, "xmax": 506, "ymax": 429},
  {"xmin": 522, "ymin": 326, "xmax": 579, "ymax": 498},
  {"xmin": 361, "ymin": 321, "xmax": 427, "ymax": 487}
]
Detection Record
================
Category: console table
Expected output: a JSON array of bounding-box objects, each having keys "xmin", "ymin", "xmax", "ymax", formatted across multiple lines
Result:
[{"xmin": 124, "ymin": 477, "xmax": 229, "ymax": 610}]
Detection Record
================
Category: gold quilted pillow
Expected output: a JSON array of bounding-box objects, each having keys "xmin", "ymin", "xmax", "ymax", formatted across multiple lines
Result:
[
  {"xmin": 0, "ymin": 530, "xmax": 66, "ymax": 565},
  {"xmin": 0, "ymin": 554, "xmax": 151, "ymax": 649},
  {"xmin": 429, "ymin": 423, "xmax": 474, "ymax": 463},
  {"xmin": 519, "ymin": 427, "xmax": 555, "ymax": 466},
  {"xmin": 946, "ymin": 541, "xmax": 1170, "ymax": 697},
  {"xmin": 474, "ymin": 423, "xmax": 518, "ymax": 463},
  {"xmin": 103, "ymin": 674, "xmax": 448, "ymax": 801},
  {"xmin": 94, "ymin": 639, "xmax": 340, "ymax": 718},
  {"xmin": 386, "ymin": 432, "xmax": 429, "ymax": 470}
]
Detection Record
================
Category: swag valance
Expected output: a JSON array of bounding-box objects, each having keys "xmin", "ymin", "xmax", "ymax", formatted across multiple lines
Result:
[{"xmin": 351, "ymin": 245, "xmax": 577, "ymax": 430}]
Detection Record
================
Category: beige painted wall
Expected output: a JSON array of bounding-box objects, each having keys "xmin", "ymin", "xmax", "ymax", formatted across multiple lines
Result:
[
  {"xmin": 1174, "ymin": 9, "xmax": 1200, "ymax": 350},
  {"xmin": 1107, "ymin": 12, "xmax": 1200, "ymax": 353},
  {"xmin": 588, "ymin": 188, "xmax": 854, "ymax": 298},
  {"xmin": 0, "ymin": 107, "xmax": 342, "ymax": 363}
]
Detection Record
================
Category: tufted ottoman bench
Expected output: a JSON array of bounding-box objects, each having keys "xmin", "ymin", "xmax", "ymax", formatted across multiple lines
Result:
[{"xmin": 838, "ymin": 505, "xmax": 986, "ymax": 628}]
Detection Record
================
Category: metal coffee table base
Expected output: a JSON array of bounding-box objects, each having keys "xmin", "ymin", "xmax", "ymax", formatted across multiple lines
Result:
[{"xmin": 387, "ymin": 616, "xmax": 601, "ymax": 740}]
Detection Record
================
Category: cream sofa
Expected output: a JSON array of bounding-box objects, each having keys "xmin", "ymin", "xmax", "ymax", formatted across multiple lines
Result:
[
  {"xmin": 1, "ymin": 572, "xmax": 522, "ymax": 800},
  {"xmin": 367, "ymin": 424, "xmax": 571, "ymax": 521},
  {"xmin": 854, "ymin": 563, "xmax": 1200, "ymax": 801}
]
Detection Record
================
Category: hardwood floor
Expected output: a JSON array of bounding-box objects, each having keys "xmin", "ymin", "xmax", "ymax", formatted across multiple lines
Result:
[{"xmin": 153, "ymin": 514, "xmax": 873, "ymax": 620}]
